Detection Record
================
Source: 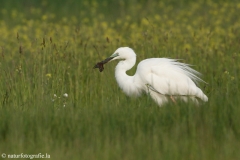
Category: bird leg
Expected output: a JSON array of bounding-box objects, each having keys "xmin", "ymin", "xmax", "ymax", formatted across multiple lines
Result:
[
  {"xmin": 146, "ymin": 84, "xmax": 177, "ymax": 104},
  {"xmin": 170, "ymin": 95, "xmax": 177, "ymax": 104}
]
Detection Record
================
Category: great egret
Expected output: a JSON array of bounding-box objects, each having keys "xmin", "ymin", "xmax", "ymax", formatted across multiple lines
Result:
[{"xmin": 94, "ymin": 47, "xmax": 208, "ymax": 106}]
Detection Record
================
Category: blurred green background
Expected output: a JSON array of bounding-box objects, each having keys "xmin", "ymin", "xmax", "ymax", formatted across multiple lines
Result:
[{"xmin": 0, "ymin": 0, "xmax": 239, "ymax": 160}]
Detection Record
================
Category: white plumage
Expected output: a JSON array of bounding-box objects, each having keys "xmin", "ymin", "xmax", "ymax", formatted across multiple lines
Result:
[{"xmin": 106, "ymin": 47, "xmax": 208, "ymax": 106}]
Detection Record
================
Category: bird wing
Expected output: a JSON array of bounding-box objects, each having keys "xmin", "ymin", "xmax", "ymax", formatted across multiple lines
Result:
[{"xmin": 136, "ymin": 58, "xmax": 207, "ymax": 101}]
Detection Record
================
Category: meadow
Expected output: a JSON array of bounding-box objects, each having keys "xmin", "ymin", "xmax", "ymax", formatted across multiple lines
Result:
[{"xmin": 0, "ymin": 0, "xmax": 240, "ymax": 159}]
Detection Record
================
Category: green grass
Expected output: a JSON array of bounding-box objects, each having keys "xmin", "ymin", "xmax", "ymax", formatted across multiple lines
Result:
[{"xmin": 0, "ymin": 0, "xmax": 240, "ymax": 159}]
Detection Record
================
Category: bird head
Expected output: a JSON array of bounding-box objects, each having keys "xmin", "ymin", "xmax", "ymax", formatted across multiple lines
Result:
[
  {"xmin": 109, "ymin": 47, "xmax": 136, "ymax": 61},
  {"xmin": 93, "ymin": 47, "xmax": 136, "ymax": 72}
]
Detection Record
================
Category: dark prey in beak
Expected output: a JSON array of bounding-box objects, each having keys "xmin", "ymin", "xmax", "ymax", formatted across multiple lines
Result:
[{"xmin": 93, "ymin": 57, "xmax": 114, "ymax": 72}]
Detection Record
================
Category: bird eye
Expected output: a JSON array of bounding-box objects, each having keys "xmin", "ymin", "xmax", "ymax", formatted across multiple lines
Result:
[{"xmin": 111, "ymin": 52, "xmax": 119, "ymax": 58}]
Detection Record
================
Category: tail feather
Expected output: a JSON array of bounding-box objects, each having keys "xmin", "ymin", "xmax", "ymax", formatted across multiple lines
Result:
[{"xmin": 195, "ymin": 87, "xmax": 208, "ymax": 102}]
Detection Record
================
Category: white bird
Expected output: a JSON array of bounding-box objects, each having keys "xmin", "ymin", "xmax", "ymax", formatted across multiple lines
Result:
[{"xmin": 94, "ymin": 47, "xmax": 208, "ymax": 106}]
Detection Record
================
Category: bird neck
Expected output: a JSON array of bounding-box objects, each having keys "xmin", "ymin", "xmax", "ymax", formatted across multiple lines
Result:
[
  {"xmin": 116, "ymin": 56, "xmax": 136, "ymax": 71},
  {"xmin": 114, "ymin": 57, "xmax": 141, "ymax": 97}
]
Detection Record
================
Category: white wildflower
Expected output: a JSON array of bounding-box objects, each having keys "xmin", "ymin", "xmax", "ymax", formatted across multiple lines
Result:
[{"xmin": 63, "ymin": 93, "xmax": 68, "ymax": 98}]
